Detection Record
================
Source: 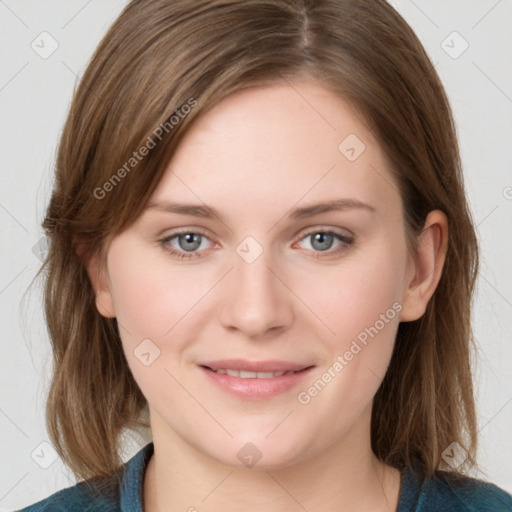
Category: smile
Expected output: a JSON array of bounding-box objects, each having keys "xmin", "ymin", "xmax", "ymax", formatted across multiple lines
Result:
[{"xmin": 198, "ymin": 360, "xmax": 314, "ymax": 399}]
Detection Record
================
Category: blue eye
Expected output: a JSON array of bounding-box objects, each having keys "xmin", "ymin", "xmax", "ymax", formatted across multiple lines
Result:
[
  {"xmin": 159, "ymin": 230, "xmax": 214, "ymax": 260},
  {"xmin": 296, "ymin": 230, "xmax": 354, "ymax": 256},
  {"xmin": 174, "ymin": 232, "xmax": 203, "ymax": 252}
]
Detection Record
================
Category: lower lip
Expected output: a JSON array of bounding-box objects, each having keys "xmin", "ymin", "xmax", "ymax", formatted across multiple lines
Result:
[{"xmin": 199, "ymin": 366, "xmax": 314, "ymax": 399}]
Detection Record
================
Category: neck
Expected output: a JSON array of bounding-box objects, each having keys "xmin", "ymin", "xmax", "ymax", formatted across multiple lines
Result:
[{"xmin": 143, "ymin": 406, "xmax": 401, "ymax": 512}]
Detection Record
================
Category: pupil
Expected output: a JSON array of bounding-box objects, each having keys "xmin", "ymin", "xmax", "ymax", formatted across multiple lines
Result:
[
  {"xmin": 312, "ymin": 233, "xmax": 333, "ymax": 251},
  {"xmin": 180, "ymin": 233, "xmax": 201, "ymax": 251}
]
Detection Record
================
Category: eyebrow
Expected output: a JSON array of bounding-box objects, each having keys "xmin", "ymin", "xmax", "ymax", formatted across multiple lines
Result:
[{"xmin": 146, "ymin": 198, "xmax": 376, "ymax": 222}]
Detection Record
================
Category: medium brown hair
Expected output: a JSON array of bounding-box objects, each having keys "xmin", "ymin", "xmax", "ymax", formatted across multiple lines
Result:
[{"xmin": 39, "ymin": 0, "xmax": 478, "ymax": 481}]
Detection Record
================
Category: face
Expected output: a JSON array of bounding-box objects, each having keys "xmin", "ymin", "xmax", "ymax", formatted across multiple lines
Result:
[{"xmin": 93, "ymin": 79, "xmax": 419, "ymax": 469}]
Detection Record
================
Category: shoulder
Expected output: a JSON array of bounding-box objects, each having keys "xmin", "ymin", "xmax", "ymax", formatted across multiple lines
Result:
[
  {"xmin": 429, "ymin": 472, "xmax": 512, "ymax": 511},
  {"xmin": 15, "ymin": 443, "xmax": 153, "ymax": 512},
  {"xmin": 400, "ymin": 467, "xmax": 512, "ymax": 512},
  {"xmin": 14, "ymin": 477, "xmax": 121, "ymax": 512}
]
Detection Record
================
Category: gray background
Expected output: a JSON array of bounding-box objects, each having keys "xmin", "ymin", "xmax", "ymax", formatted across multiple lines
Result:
[{"xmin": 1, "ymin": 1, "xmax": 511, "ymax": 509}]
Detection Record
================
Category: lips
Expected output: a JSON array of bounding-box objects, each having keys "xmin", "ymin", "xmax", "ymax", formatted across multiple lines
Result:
[{"xmin": 198, "ymin": 359, "xmax": 314, "ymax": 399}]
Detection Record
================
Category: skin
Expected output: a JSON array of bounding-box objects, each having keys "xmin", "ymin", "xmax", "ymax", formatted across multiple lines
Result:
[{"xmin": 87, "ymin": 79, "xmax": 448, "ymax": 511}]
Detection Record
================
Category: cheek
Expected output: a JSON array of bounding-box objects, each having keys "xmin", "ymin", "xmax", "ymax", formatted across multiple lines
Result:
[
  {"xmin": 105, "ymin": 240, "xmax": 210, "ymax": 408},
  {"xmin": 106, "ymin": 240, "xmax": 213, "ymax": 344},
  {"xmin": 293, "ymin": 240, "xmax": 406, "ymax": 421},
  {"xmin": 300, "ymin": 241, "xmax": 407, "ymax": 349}
]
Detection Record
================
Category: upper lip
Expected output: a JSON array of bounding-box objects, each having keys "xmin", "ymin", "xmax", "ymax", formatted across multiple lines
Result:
[{"xmin": 199, "ymin": 359, "xmax": 313, "ymax": 373}]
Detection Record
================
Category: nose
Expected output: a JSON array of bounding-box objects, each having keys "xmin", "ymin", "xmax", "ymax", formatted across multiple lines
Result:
[{"xmin": 218, "ymin": 243, "xmax": 294, "ymax": 339}]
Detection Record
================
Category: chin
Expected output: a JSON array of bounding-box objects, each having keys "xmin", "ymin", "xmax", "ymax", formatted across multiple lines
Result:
[{"xmin": 205, "ymin": 432, "xmax": 315, "ymax": 471}]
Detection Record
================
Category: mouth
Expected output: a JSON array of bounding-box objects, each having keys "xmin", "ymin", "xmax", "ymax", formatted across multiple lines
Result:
[
  {"xmin": 198, "ymin": 359, "xmax": 314, "ymax": 399},
  {"xmin": 205, "ymin": 368, "xmax": 298, "ymax": 378}
]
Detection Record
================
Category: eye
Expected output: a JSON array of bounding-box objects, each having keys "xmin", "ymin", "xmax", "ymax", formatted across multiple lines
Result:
[
  {"xmin": 159, "ymin": 230, "xmax": 215, "ymax": 260},
  {"xmin": 295, "ymin": 229, "xmax": 354, "ymax": 257}
]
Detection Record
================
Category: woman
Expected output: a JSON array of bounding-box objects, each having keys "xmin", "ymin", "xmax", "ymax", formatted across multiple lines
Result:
[{"xmin": 18, "ymin": 0, "xmax": 512, "ymax": 510}]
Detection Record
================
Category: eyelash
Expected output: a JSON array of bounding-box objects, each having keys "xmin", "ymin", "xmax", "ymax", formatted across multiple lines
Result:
[{"xmin": 158, "ymin": 228, "xmax": 354, "ymax": 260}]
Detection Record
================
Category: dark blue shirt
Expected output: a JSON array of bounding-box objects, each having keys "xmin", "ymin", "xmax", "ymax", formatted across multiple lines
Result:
[{"xmin": 16, "ymin": 443, "xmax": 512, "ymax": 511}]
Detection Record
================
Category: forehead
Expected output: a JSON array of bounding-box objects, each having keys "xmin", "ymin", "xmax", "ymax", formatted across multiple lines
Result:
[{"xmin": 150, "ymin": 80, "xmax": 401, "ymax": 217}]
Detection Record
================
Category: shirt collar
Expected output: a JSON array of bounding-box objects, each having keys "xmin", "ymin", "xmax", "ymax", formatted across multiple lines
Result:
[{"xmin": 120, "ymin": 442, "xmax": 154, "ymax": 511}]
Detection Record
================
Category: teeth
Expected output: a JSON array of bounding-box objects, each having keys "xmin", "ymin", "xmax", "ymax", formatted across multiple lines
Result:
[{"xmin": 213, "ymin": 369, "xmax": 292, "ymax": 378}]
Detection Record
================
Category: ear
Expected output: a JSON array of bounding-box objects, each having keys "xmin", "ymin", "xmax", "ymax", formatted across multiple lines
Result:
[
  {"xmin": 82, "ymin": 247, "xmax": 116, "ymax": 319},
  {"xmin": 400, "ymin": 210, "xmax": 448, "ymax": 322}
]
